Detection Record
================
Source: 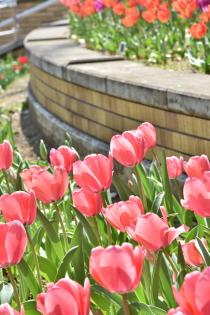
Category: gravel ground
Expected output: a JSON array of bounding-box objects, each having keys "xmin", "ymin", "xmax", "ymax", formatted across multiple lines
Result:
[{"xmin": 0, "ymin": 75, "xmax": 47, "ymax": 161}]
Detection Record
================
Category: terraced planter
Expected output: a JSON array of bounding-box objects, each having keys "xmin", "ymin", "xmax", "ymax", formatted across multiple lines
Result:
[{"xmin": 25, "ymin": 21, "xmax": 210, "ymax": 158}]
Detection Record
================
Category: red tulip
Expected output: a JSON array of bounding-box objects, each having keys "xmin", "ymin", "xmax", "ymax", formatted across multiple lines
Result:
[
  {"xmin": 20, "ymin": 165, "xmax": 48, "ymax": 191},
  {"xmin": 89, "ymin": 243, "xmax": 144, "ymax": 293},
  {"xmin": 17, "ymin": 55, "xmax": 28, "ymax": 65},
  {"xmin": 72, "ymin": 188, "xmax": 102, "ymax": 217},
  {"xmin": 50, "ymin": 145, "xmax": 79, "ymax": 173},
  {"xmin": 137, "ymin": 122, "xmax": 156, "ymax": 151},
  {"xmin": 0, "ymin": 304, "xmax": 24, "ymax": 315},
  {"xmin": 169, "ymin": 267, "xmax": 210, "ymax": 315},
  {"xmin": 183, "ymin": 155, "xmax": 210, "ymax": 178},
  {"xmin": 0, "ymin": 191, "xmax": 37, "ymax": 225},
  {"xmin": 0, "ymin": 140, "xmax": 13, "ymax": 170},
  {"xmin": 0, "ymin": 220, "xmax": 27, "ymax": 267},
  {"xmin": 27, "ymin": 166, "xmax": 68, "ymax": 204},
  {"xmin": 37, "ymin": 278, "xmax": 90, "ymax": 315},
  {"xmin": 127, "ymin": 212, "xmax": 188, "ymax": 252},
  {"xmin": 73, "ymin": 154, "xmax": 113, "ymax": 193},
  {"xmin": 102, "ymin": 195, "xmax": 144, "ymax": 232},
  {"xmin": 181, "ymin": 239, "xmax": 206, "ymax": 267},
  {"xmin": 166, "ymin": 156, "xmax": 183, "ymax": 179},
  {"xmin": 110, "ymin": 130, "xmax": 145, "ymax": 167},
  {"xmin": 181, "ymin": 171, "xmax": 210, "ymax": 217}
]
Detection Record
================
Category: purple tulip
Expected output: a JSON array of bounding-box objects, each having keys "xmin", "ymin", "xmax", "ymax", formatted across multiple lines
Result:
[
  {"xmin": 95, "ymin": 0, "xmax": 104, "ymax": 11},
  {"xmin": 197, "ymin": 0, "xmax": 210, "ymax": 10}
]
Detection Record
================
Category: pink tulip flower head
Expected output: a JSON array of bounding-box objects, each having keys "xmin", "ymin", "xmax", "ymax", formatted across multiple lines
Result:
[
  {"xmin": 50, "ymin": 145, "xmax": 79, "ymax": 173},
  {"xmin": 183, "ymin": 155, "xmax": 210, "ymax": 178},
  {"xmin": 89, "ymin": 243, "xmax": 144, "ymax": 293},
  {"xmin": 72, "ymin": 188, "xmax": 102, "ymax": 217},
  {"xmin": 137, "ymin": 122, "xmax": 156, "ymax": 152},
  {"xmin": 181, "ymin": 171, "xmax": 210, "ymax": 217},
  {"xmin": 166, "ymin": 156, "xmax": 183, "ymax": 179},
  {"xmin": 20, "ymin": 165, "xmax": 48, "ymax": 191},
  {"xmin": 170, "ymin": 267, "xmax": 210, "ymax": 315},
  {"xmin": 0, "ymin": 304, "xmax": 24, "ymax": 315},
  {"xmin": 0, "ymin": 191, "xmax": 37, "ymax": 225},
  {"xmin": 22, "ymin": 166, "xmax": 68, "ymax": 204},
  {"xmin": 0, "ymin": 140, "xmax": 13, "ymax": 170},
  {"xmin": 37, "ymin": 278, "xmax": 90, "ymax": 315},
  {"xmin": 0, "ymin": 220, "xmax": 27, "ymax": 268},
  {"xmin": 73, "ymin": 154, "xmax": 113, "ymax": 193},
  {"xmin": 181, "ymin": 239, "xmax": 207, "ymax": 267},
  {"xmin": 110, "ymin": 130, "xmax": 145, "ymax": 167},
  {"xmin": 102, "ymin": 195, "xmax": 144, "ymax": 232},
  {"xmin": 127, "ymin": 211, "xmax": 189, "ymax": 252}
]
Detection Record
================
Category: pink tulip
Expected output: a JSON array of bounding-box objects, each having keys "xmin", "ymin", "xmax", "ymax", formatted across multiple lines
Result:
[
  {"xmin": 110, "ymin": 130, "xmax": 145, "ymax": 167},
  {"xmin": 0, "ymin": 191, "xmax": 37, "ymax": 225},
  {"xmin": 127, "ymin": 212, "xmax": 188, "ymax": 252},
  {"xmin": 137, "ymin": 122, "xmax": 156, "ymax": 151},
  {"xmin": 170, "ymin": 267, "xmax": 210, "ymax": 315},
  {"xmin": 89, "ymin": 243, "xmax": 144, "ymax": 293},
  {"xmin": 72, "ymin": 188, "xmax": 102, "ymax": 217},
  {"xmin": 168, "ymin": 308, "xmax": 188, "ymax": 315},
  {"xmin": 181, "ymin": 239, "xmax": 206, "ymax": 266},
  {"xmin": 37, "ymin": 278, "xmax": 90, "ymax": 315},
  {"xmin": 166, "ymin": 156, "xmax": 183, "ymax": 179},
  {"xmin": 50, "ymin": 145, "xmax": 79, "ymax": 173},
  {"xmin": 73, "ymin": 154, "xmax": 113, "ymax": 193},
  {"xmin": 102, "ymin": 195, "xmax": 144, "ymax": 232},
  {"xmin": 20, "ymin": 165, "xmax": 48, "ymax": 191},
  {"xmin": 181, "ymin": 171, "xmax": 210, "ymax": 217},
  {"xmin": 183, "ymin": 155, "xmax": 210, "ymax": 178},
  {"xmin": 27, "ymin": 166, "xmax": 68, "ymax": 204},
  {"xmin": 0, "ymin": 304, "xmax": 24, "ymax": 315},
  {"xmin": 0, "ymin": 140, "xmax": 13, "ymax": 170},
  {"xmin": 0, "ymin": 220, "xmax": 27, "ymax": 267}
]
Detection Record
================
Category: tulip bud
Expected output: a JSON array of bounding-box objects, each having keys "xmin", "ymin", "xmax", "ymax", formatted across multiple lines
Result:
[{"xmin": 39, "ymin": 140, "xmax": 48, "ymax": 161}]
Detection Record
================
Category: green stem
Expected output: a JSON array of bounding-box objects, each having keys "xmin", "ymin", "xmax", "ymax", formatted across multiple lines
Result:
[
  {"xmin": 54, "ymin": 202, "xmax": 68, "ymax": 251},
  {"xmin": 134, "ymin": 166, "xmax": 148, "ymax": 211},
  {"xmin": 122, "ymin": 294, "xmax": 131, "ymax": 315},
  {"xmin": 2, "ymin": 170, "xmax": 11, "ymax": 193},
  {"xmin": 25, "ymin": 226, "xmax": 42, "ymax": 290},
  {"xmin": 7, "ymin": 267, "xmax": 20, "ymax": 310},
  {"xmin": 163, "ymin": 250, "xmax": 178, "ymax": 275},
  {"xmin": 101, "ymin": 191, "xmax": 113, "ymax": 244},
  {"xmin": 93, "ymin": 216, "xmax": 102, "ymax": 245}
]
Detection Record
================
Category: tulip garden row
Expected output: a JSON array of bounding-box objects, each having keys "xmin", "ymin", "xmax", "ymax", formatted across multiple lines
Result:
[
  {"xmin": 60, "ymin": 0, "xmax": 210, "ymax": 73},
  {"xmin": 0, "ymin": 118, "xmax": 209, "ymax": 315},
  {"xmin": 0, "ymin": 55, "xmax": 29, "ymax": 93}
]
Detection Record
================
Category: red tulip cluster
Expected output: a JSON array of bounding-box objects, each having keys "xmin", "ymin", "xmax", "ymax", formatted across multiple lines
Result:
[{"xmin": 0, "ymin": 119, "xmax": 210, "ymax": 314}]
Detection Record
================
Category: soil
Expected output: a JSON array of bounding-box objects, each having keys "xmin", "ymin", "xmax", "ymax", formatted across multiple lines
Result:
[{"xmin": 0, "ymin": 75, "xmax": 47, "ymax": 161}]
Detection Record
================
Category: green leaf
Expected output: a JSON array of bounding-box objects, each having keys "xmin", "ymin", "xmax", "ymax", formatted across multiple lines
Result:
[
  {"xmin": 195, "ymin": 237, "xmax": 210, "ymax": 266},
  {"xmin": 72, "ymin": 207, "xmax": 98, "ymax": 246},
  {"xmin": 112, "ymin": 174, "xmax": 133, "ymax": 201},
  {"xmin": 161, "ymin": 152, "xmax": 173, "ymax": 214},
  {"xmin": 23, "ymin": 300, "xmax": 40, "ymax": 315},
  {"xmin": 117, "ymin": 302, "xmax": 167, "ymax": 315},
  {"xmin": 37, "ymin": 256, "xmax": 57, "ymax": 282},
  {"xmin": 151, "ymin": 192, "xmax": 165, "ymax": 213},
  {"xmin": 37, "ymin": 210, "xmax": 59, "ymax": 243},
  {"xmin": 152, "ymin": 251, "xmax": 162, "ymax": 306},
  {"xmin": 55, "ymin": 246, "xmax": 78, "ymax": 281},
  {"xmin": 17, "ymin": 259, "xmax": 41, "ymax": 298},
  {"xmin": 135, "ymin": 164, "xmax": 154, "ymax": 201}
]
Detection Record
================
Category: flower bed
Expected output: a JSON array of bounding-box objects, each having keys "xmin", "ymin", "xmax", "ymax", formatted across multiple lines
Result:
[
  {"xmin": 60, "ymin": 0, "xmax": 210, "ymax": 73},
  {"xmin": 0, "ymin": 118, "xmax": 209, "ymax": 314},
  {"xmin": 0, "ymin": 55, "xmax": 29, "ymax": 93}
]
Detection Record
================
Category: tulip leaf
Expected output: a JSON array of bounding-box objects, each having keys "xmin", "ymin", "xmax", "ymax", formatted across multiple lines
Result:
[
  {"xmin": 37, "ymin": 210, "xmax": 59, "ymax": 243},
  {"xmin": 17, "ymin": 259, "xmax": 41, "ymax": 297},
  {"xmin": 72, "ymin": 206, "xmax": 99, "ymax": 246},
  {"xmin": 151, "ymin": 192, "xmax": 165, "ymax": 213},
  {"xmin": 117, "ymin": 302, "xmax": 167, "ymax": 314},
  {"xmin": 91, "ymin": 285, "xmax": 122, "ymax": 311},
  {"xmin": 37, "ymin": 256, "xmax": 57, "ymax": 282},
  {"xmin": 195, "ymin": 237, "xmax": 210, "ymax": 266},
  {"xmin": 55, "ymin": 246, "xmax": 78, "ymax": 281},
  {"xmin": 135, "ymin": 164, "xmax": 154, "ymax": 201},
  {"xmin": 112, "ymin": 174, "xmax": 134, "ymax": 201},
  {"xmin": 151, "ymin": 251, "xmax": 163, "ymax": 307},
  {"xmin": 70, "ymin": 223, "xmax": 85, "ymax": 284},
  {"xmin": 161, "ymin": 152, "xmax": 173, "ymax": 214},
  {"xmin": 23, "ymin": 300, "xmax": 40, "ymax": 315}
]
